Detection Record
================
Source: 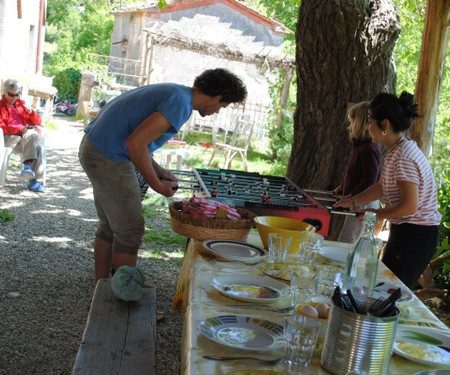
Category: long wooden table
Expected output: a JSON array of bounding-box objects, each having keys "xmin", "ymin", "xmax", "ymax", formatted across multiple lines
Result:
[{"xmin": 175, "ymin": 231, "xmax": 450, "ymax": 375}]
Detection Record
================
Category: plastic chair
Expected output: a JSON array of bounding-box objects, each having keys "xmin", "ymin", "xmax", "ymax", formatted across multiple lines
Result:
[
  {"xmin": 0, "ymin": 131, "xmax": 47, "ymax": 187},
  {"xmin": 207, "ymin": 114, "xmax": 254, "ymax": 171}
]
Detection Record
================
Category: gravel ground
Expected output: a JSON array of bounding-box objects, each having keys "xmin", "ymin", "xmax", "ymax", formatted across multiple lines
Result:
[{"xmin": 0, "ymin": 117, "xmax": 183, "ymax": 375}]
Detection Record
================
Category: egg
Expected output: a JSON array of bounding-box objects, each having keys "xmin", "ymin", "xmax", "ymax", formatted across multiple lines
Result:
[
  {"xmin": 315, "ymin": 303, "xmax": 330, "ymax": 319},
  {"xmin": 297, "ymin": 304, "xmax": 319, "ymax": 318}
]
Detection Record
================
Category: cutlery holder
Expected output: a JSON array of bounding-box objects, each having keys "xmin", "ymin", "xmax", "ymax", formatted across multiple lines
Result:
[{"xmin": 320, "ymin": 298, "xmax": 399, "ymax": 375}]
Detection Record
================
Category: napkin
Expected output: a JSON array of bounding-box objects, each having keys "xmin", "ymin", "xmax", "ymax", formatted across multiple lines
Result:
[{"xmin": 111, "ymin": 265, "xmax": 145, "ymax": 301}]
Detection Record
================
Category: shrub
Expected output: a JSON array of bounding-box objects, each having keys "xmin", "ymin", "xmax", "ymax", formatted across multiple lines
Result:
[
  {"xmin": 53, "ymin": 68, "xmax": 82, "ymax": 102},
  {"xmin": 434, "ymin": 169, "xmax": 450, "ymax": 289}
]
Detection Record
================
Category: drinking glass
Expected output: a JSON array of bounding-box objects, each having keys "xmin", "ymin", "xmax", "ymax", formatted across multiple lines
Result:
[
  {"xmin": 284, "ymin": 315, "xmax": 320, "ymax": 368},
  {"xmin": 290, "ymin": 265, "xmax": 317, "ymax": 305},
  {"xmin": 268, "ymin": 233, "xmax": 292, "ymax": 263},
  {"xmin": 316, "ymin": 265, "xmax": 343, "ymax": 299},
  {"xmin": 298, "ymin": 231, "xmax": 324, "ymax": 264}
]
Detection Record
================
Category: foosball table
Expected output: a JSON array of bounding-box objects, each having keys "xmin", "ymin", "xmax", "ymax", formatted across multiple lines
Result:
[{"xmin": 173, "ymin": 168, "xmax": 350, "ymax": 237}]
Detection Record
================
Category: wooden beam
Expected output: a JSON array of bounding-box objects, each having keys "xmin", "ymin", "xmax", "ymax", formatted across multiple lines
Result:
[{"xmin": 410, "ymin": 0, "xmax": 450, "ymax": 155}]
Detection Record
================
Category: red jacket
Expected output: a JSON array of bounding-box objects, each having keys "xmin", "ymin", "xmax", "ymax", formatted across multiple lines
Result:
[{"xmin": 0, "ymin": 95, "xmax": 42, "ymax": 135}]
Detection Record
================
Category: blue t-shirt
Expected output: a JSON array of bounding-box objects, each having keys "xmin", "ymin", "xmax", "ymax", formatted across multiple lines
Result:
[{"xmin": 85, "ymin": 83, "xmax": 193, "ymax": 161}]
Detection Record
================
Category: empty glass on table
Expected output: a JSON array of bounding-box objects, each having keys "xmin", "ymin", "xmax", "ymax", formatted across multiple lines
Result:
[
  {"xmin": 298, "ymin": 231, "xmax": 324, "ymax": 264},
  {"xmin": 284, "ymin": 315, "xmax": 320, "ymax": 368},
  {"xmin": 316, "ymin": 265, "xmax": 344, "ymax": 300},
  {"xmin": 289, "ymin": 264, "xmax": 317, "ymax": 305},
  {"xmin": 268, "ymin": 233, "xmax": 292, "ymax": 263}
]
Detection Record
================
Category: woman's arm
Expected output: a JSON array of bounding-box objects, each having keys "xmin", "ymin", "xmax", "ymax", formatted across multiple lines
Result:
[
  {"xmin": 334, "ymin": 180, "xmax": 383, "ymax": 210},
  {"xmin": 372, "ymin": 180, "xmax": 418, "ymax": 220}
]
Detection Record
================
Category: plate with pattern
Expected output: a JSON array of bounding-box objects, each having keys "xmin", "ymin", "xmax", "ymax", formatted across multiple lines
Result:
[
  {"xmin": 318, "ymin": 245, "xmax": 351, "ymax": 264},
  {"xmin": 260, "ymin": 262, "xmax": 317, "ymax": 281},
  {"xmin": 393, "ymin": 325, "xmax": 450, "ymax": 367},
  {"xmin": 211, "ymin": 274, "xmax": 291, "ymax": 303},
  {"xmin": 203, "ymin": 240, "xmax": 268, "ymax": 264},
  {"xmin": 199, "ymin": 315, "xmax": 284, "ymax": 350}
]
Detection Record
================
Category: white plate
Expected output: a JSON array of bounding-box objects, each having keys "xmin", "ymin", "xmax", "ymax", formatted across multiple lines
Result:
[
  {"xmin": 259, "ymin": 262, "xmax": 299, "ymax": 281},
  {"xmin": 211, "ymin": 274, "xmax": 291, "ymax": 303},
  {"xmin": 393, "ymin": 325, "xmax": 450, "ymax": 368},
  {"xmin": 259, "ymin": 262, "xmax": 318, "ymax": 281},
  {"xmin": 203, "ymin": 240, "xmax": 268, "ymax": 264},
  {"xmin": 318, "ymin": 245, "xmax": 350, "ymax": 263},
  {"xmin": 199, "ymin": 315, "xmax": 283, "ymax": 350},
  {"xmin": 373, "ymin": 282, "xmax": 414, "ymax": 303}
]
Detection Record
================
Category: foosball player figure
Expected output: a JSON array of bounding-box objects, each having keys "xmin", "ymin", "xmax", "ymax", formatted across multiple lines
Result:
[{"xmin": 211, "ymin": 188, "xmax": 218, "ymax": 197}]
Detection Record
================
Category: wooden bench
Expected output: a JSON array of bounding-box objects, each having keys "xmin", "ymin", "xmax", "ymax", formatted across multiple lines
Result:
[{"xmin": 72, "ymin": 279, "xmax": 156, "ymax": 375}]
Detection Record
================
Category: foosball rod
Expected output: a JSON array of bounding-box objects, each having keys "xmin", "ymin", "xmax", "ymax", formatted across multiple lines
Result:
[
  {"xmin": 192, "ymin": 170, "xmax": 293, "ymax": 186},
  {"xmin": 194, "ymin": 176, "xmax": 305, "ymax": 196},
  {"xmin": 209, "ymin": 192, "xmax": 316, "ymax": 207}
]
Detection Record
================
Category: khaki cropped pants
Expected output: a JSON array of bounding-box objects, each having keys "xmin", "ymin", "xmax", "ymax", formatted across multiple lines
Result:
[
  {"xmin": 78, "ymin": 136, "xmax": 145, "ymax": 255},
  {"xmin": 4, "ymin": 129, "xmax": 45, "ymax": 179}
]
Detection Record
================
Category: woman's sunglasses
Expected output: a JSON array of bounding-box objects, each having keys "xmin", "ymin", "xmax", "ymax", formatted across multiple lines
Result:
[{"xmin": 7, "ymin": 92, "xmax": 20, "ymax": 97}]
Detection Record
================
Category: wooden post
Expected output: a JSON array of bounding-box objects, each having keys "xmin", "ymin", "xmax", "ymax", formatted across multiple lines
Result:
[{"xmin": 410, "ymin": 0, "xmax": 450, "ymax": 155}]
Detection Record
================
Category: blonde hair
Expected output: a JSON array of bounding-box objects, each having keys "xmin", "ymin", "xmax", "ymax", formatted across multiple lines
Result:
[{"xmin": 347, "ymin": 101, "xmax": 371, "ymax": 142}]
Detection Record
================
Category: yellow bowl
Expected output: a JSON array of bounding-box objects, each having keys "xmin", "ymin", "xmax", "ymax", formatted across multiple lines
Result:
[{"xmin": 254, "ymin": 216, "xmax": 315, "ymax": 253}]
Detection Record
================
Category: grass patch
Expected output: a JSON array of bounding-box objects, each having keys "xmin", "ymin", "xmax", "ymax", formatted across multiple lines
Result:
[
  {"xmin": 141, "ymin": 195, "xmax": 186, "ymax": 265},
  {"xmin": 0, "ymin": 209, "xmax": 14, "ymax": 224},
  {"xmin": 140, "ymin": 247, "xmax": 185, "ymax": 265},
  {"xmin": 182, "ymin": 140, "xmax": 286, "ymax": 177},
  {"xmin": 143, "ymin": 228, "xmax": 186, "ymax": 246}
]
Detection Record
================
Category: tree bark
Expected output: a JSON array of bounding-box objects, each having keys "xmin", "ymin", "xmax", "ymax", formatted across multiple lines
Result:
[
  {"xmin": 288, "ymin": 0, "xmax": 400, "ymax": 239},
  {"xmin": 409, "ymin": 0, "xmax": 450, "ymax": 156}
]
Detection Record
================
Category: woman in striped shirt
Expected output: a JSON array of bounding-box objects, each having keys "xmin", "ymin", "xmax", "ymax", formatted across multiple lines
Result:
[{"xmin": 334, "ymin": 91, "xmax": 442, "ymax": 288}]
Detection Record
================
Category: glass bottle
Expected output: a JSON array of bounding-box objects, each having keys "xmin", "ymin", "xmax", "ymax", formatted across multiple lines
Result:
[{"xmin": 343, "ymin": 211, "xmax": 378, "ymax": 297}]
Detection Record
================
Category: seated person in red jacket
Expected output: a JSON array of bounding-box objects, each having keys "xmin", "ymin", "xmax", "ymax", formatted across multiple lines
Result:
[{"xmin": 0, "ymin": 79, "xmax": 45, "ymax": 192}]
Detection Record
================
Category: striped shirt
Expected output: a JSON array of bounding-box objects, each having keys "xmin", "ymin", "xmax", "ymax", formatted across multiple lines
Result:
[{"xmin": 382, "ymin": 137, "xmax": 441, "ymax": 226}]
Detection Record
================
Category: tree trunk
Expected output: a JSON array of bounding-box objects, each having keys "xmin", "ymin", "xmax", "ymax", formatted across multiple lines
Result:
[
  {"xmin": 409, "ymin": 0, "xmax": 450, "ymax": 156},
  {"xmin": 288, "ymin": 0, "xmax": 400, "ymax": 239}
]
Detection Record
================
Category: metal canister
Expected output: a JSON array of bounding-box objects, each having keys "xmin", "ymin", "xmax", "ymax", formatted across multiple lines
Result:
[{"xmin": 320, "ymin": 300, "xmax": 399, "ymax": 375}]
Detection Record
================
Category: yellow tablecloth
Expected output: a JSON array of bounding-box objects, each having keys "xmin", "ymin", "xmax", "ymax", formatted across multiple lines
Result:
[{"xmin": 175, "ymin": 231, "xmax": 450, "ymax": 375}]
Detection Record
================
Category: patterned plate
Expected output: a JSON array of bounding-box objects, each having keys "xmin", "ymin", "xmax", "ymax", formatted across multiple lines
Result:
[
  {"xmin": 393, "ymin": 325, "xmax": 450, "ymax": 367},
  {"xmin": 199, "ymin": 315, "xmax": 283, "ymax": 350},
  {"xmin": 211, "ymin": 274, "xmax": 291, "ymax": 303},
  {"xmin": 203, "ymin": 240, "xmax": 268, "ymax": 264}
]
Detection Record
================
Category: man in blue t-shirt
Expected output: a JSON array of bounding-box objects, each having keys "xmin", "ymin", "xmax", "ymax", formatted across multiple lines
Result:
[{"xmin": 79, "ymin": 68, "xmax": 247, "ymax": 283}]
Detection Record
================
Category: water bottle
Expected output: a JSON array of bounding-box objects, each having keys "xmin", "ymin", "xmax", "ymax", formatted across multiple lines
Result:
[{"xmin": 343, "ymin": 211, "xmax": 378, "ymax": 297}]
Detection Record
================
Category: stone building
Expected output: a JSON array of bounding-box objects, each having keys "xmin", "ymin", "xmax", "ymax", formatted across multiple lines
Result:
[{"xmin": 101, "ymin": 0, "xmax": 295, "ymax": 135}]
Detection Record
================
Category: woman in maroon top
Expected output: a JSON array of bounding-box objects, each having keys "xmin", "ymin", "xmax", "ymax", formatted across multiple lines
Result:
[
  {"xmin": 334, "ymin": 102, "xmax": 382, "ymax": 243},
  {"xmin": 0, "ymin": 79, "xmax": 44, "ymax": 192}
]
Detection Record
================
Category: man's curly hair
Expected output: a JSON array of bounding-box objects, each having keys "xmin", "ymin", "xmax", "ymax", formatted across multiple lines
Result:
[{"xmin": 194, "ymin": 68, "xmax": 247, "ymax": 104}]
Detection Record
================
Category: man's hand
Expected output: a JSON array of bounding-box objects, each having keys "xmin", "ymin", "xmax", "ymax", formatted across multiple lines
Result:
[
  {"xmin": 154, "ymin": 179, "xmax": 178, "ymax": 197},
  {"xmin": 158, "ymin": 168, "xmax": 178, "ymax": 183}
]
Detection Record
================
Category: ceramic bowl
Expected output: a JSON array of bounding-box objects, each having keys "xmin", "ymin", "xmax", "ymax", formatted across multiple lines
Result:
[{"xmin": 254, "ymin": 216, "xmax": 315, "ymax": 253}]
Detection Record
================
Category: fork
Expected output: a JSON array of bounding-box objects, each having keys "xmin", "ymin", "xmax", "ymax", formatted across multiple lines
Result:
[
  {"xmin": 203, "ymin": 355, "xmax": 284, "ymax": 366},
  {"xmin": 226, "ymin": 304, "xmax": 294, "ymax": 313},
  {"xmin": 368, "ymin": 296, "xmax": 386, "ymax": 316}
]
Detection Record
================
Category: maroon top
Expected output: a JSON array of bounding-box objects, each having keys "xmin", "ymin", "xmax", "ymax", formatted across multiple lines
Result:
[{"xmin": 342, "ymin": 140, "xmax": 382, "ymax": 196}]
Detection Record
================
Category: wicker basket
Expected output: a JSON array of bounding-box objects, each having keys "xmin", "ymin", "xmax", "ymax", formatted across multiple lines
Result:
[{"xmin": 169, "ymin": 201, "xmax": 256, "ymax": 241}]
